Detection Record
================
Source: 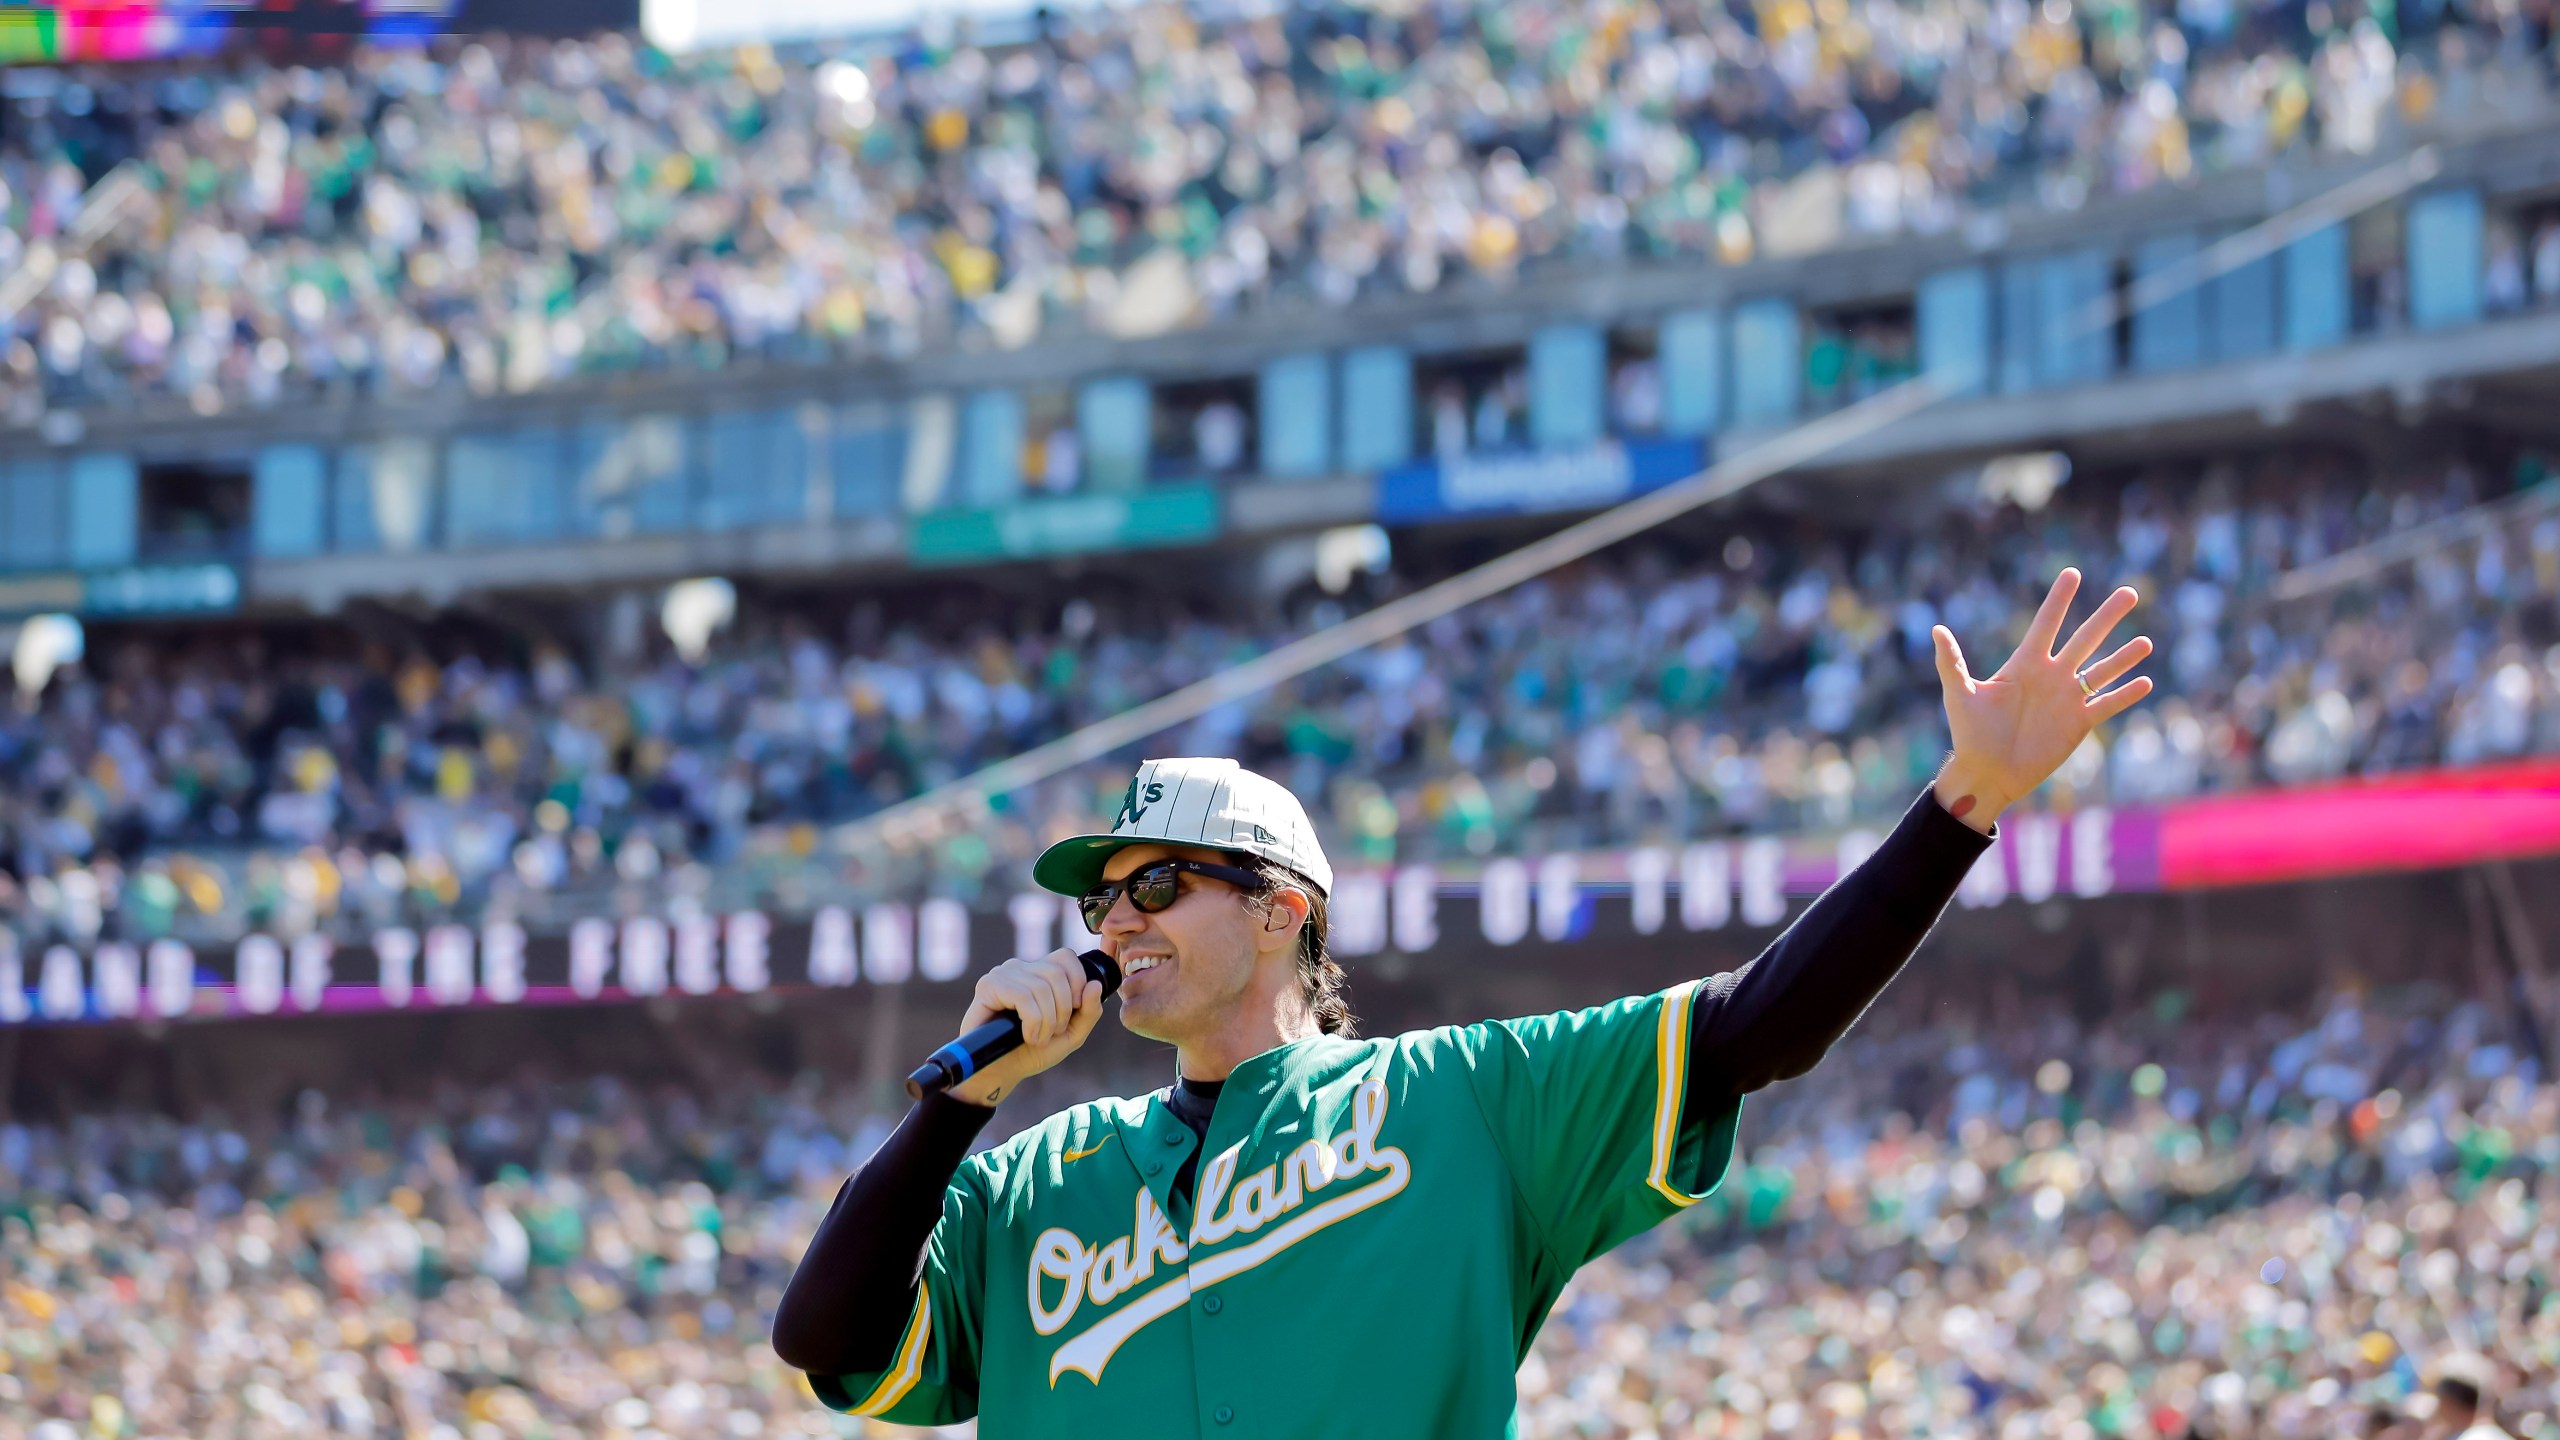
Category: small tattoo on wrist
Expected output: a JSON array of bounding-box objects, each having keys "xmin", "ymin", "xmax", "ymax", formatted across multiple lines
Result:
[{"xmin": 1949, "ymin": 794, "xmax": 1977, "ymax": 819}]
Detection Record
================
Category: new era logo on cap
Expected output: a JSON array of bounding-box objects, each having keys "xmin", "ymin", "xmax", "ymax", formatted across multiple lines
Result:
[{"xmin": 1034, "ymin": 758, "xmax": 1334, "ymax": 899}]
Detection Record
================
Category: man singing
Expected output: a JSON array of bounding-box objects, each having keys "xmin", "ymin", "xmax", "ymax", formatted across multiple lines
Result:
[{"xmin": 774, "ymin": 570, "xmax": 2153, "ymax": 1438}]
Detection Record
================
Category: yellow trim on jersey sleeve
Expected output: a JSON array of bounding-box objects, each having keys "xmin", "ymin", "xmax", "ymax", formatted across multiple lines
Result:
[
  {"xmin": 847, "ymin": 1285, "xmax": 933, "ymax": 1416},
  {"xmin": 1646, "ymin": 978, "xmax": 1707, "ymax": 1207}
]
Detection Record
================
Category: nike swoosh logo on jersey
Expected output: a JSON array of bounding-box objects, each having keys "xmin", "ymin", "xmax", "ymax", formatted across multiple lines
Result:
[{"xmin": 1060, "ymin": 1138, "xmax": 1116, "ymax": 1165}]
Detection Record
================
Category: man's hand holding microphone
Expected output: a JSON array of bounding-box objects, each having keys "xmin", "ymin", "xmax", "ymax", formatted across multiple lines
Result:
[{"xmin": 910, "ymin": 948, "xmax": 1117, "ymax": 1108}]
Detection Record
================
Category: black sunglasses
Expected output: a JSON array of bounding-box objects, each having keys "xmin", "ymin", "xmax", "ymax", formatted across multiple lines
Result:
[{"xmin": 1079, "ymin": 858, "xmax": 1265, "ymax": 932}]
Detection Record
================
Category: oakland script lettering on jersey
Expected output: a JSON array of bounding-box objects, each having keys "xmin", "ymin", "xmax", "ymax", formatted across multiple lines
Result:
[{"xmin": 1035, "ymin": 1076, "xmax": 1411, "ymax": 1384}]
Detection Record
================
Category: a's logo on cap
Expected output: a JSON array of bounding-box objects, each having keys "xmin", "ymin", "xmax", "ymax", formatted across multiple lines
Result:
[{"xmin": 1114, "ymin": 777, "xmax": 1166, "ymax": 832}]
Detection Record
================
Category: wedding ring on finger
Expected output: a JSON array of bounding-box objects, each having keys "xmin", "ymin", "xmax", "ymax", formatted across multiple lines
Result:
[{"xmin": 2076, "ymin": 669, "xmax": 2097, "ymax": 698}]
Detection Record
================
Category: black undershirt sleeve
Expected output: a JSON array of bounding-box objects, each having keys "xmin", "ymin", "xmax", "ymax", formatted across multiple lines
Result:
[
  {"xmin": 1681, "ymin": 786, "xmax": 1993, "ymax": 1123},
  {"xmin": 770, "ymin": 1091, "xmax": 995, "ymax": 1377}
]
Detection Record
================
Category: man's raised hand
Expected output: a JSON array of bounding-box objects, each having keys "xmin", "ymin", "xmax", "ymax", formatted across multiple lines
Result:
[{"xmin": 1930, "ymin": 568, "xmax": 2154, "ymax": 832}]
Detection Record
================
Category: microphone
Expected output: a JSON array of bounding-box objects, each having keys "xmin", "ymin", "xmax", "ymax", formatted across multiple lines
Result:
[{"xmin": 905, "ymin": 949, "xmax": 1123, "ymax": 1100}]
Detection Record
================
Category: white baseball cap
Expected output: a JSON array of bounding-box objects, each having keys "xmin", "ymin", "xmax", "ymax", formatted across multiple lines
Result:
[{"xmin": 1034, "ymin": 758, "xmax": 1333, "ymax": 898}]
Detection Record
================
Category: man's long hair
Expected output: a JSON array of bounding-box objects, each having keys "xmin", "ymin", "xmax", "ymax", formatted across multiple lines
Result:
[{"xmin": 1243, "ymin": 855, "xmax": 1357, "ymax": 1038}]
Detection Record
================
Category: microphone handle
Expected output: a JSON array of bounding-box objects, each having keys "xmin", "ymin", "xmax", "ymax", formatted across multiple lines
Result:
[
  {"xmin": 904, "ymin": 949, "xmax": 1122, "ymax": 1100},
  {"xmin": 905, "ymin": 1016, "xmax": 1026, "ymax": 1100}
]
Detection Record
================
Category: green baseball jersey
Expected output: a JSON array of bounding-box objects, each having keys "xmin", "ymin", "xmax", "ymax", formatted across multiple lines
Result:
[{"xmin": 808, "ymin": 980, "xmax": 1743, "ymax": 1438}]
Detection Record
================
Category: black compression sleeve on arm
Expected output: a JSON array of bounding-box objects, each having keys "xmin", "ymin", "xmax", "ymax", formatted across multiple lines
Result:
[
  {"xmin": 1683, "ymin": 786, "xmax": 1993, "ymax": 1108},
  {"xmin": 770, "ymin": 1092, "xmax": 996, "ymax": 1376}
]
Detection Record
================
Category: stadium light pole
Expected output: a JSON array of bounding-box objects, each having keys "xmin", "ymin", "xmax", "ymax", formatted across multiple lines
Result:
[
  {"xmin": 837, "ymin": 145, "xmax": 2447, "ymax": 859},
  {"xmin": 2266, "ymin": 476, "xmax": 2560, "ymax": 603},
  {"xmin": 0, "ymin": 163, "xmax": 149, "ymax": 331}
]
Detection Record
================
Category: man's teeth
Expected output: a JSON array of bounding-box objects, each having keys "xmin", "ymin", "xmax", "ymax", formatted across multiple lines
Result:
[{"xmin": 1124, "ymin": 955, "xmax": 1167, "ymax": 976}]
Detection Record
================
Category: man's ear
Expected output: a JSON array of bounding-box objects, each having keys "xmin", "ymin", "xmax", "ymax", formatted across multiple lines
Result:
[{"xmin": 1259, "ymin": 886, "xmax": 1311, "ymax": 943}]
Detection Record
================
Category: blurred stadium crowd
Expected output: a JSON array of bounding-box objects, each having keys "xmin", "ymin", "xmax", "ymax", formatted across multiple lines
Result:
[
  {"xmin": 1, "ymin": 0, "xmax": 2555, "ymax": 410},
  {"xmin": 2, "ymin": 4, "xmax": 2558, "ymax": 1440},
  {"xmin": 4, "ymin": 448, "xmax": 2555, "ymax": 945},
  {"xmin": 5, "ymin": 976, "xmax": 2557, "ymax": 1438}
]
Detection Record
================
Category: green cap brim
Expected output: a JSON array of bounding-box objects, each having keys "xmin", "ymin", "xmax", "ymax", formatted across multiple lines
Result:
[{"xmin": 1032, "ymin": 833, "xmax": 1149, "ymax": 897}]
